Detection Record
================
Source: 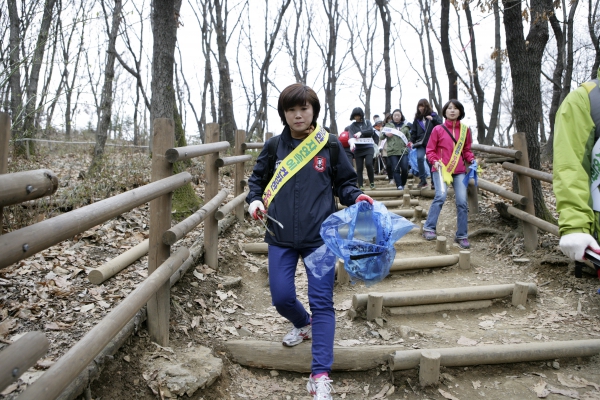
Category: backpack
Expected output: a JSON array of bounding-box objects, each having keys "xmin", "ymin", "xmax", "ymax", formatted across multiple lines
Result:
[
  {"xmin": 582, "ymin": 78, "xmax": 600, "ymax": 141},
  {"xmin": 262, "ymin": 133, "xmax": 340, "ymax": 188},
  {"xmin": 339, "ymin": 130, "xmax": 350, "ymax": 148}
]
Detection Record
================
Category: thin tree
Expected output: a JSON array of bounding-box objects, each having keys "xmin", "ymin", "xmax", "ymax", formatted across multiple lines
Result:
[
  {"xmin": 245, "ymin": 0, "xmax": 292, "ymax": 140},
  {"xmin": 211, "ymin": 0, "xmax": 242, "ymax": 143},
  {"xmin": 8, "ymin": 0, "xmax": 59, "ymax": 155},
  {"xmin": 544, "ymin": 0, "xmax": 578, "ymax": 160},
  {"xmin": 375, "ymin": 0, "xmax": 392, "ymax": 116},
  {"xmin": 398, "ymin": 0, "xmax": 443, "ymax": 113},
  {"xmin": 342, "ymin": 0, "xmax": 382, "ymax": 120},
  {"xmin": 282, "ymin": 0, "xmax": 313, "ymax": 84},
  {"xmin": 89, "ymin": 0, "xmax": 122, "ymax": 174},
  {"xmin": 441, "ymin": 0, "xmax": 458, "ymax": 100},
  {"xmin": 589, "ymin": 0, "xmax": 600, "ymax": 78},
  {"xmin": 455, "ymin": 0, "xmax": 503, "ymax": 145}
]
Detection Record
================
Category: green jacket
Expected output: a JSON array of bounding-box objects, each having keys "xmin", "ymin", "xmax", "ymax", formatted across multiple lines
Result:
[
  {"xmin": 381, "ymin": 122, "xmax": 410, "ymax": 156},
  {"xmin": 553, "ymin": 68, "xmax": 600, "ymax": 237}
]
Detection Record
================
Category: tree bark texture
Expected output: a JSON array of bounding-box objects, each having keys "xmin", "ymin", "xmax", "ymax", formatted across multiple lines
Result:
[
  {"xmin": 588, "ymin": 0, "xmax": 600, "ymax": 78},
  {"xmin": 375, "ymin": 0, "xmax": 392, "ymax": 116},
  {"xmin": 323, "ymin": 0, "xmax": 340, "ymax": 136},
  {"xmin": 441, "ymin": 0, "xmax": 458, "ymax": 100},
  {"xmin": 90, "ymin": 0, "xmax": 122, "ymax": 174},
  {"xmin": 503, "ymin": 0, "xmax": 554, "ymax": 221},
  {"xmin": 213, "ymin": 0, "xmax": 237, "ymax": 144},
  {"xmin": 7, "ymin": 0, "xmax": 24, "ymax": 141},
  {"xmin": 484, "ymin": 0, "xmax": 503, "ymax": 145},
  {"xmin": 21, "ymin": 0, "xmax": 58, "ymax": 153}
]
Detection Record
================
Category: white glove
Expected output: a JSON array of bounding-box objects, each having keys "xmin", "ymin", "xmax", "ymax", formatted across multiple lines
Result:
[
  {"xmin": 354, "ymin": 131, "xmax": 362, "ymax": 138},
  {"xmin": 348, "ymin": 138, "xmax": 356, "ymax": 152},
  {"xmin": 248, "ymin": 200, "xmax": 265, "ymax": 220},
  {"xmin": 559, "ymin": 233, "xmax": 600, "ymax": 261}
]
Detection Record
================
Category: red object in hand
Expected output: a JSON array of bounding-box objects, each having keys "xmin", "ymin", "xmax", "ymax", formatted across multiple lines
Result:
[
  {"xmin": 407, "ymin": 142, "xmax": 413, "ymax": 148},
  {"xmin": 355, "ymin": 194, "xmax": 374, "ymax": 205}
]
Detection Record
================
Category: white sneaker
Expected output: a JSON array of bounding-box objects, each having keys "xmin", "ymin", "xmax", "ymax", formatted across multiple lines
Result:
[
  {"xmin": 307, "ymin": 374, "xmax": 334, "ymax": 400},
  {"xmin": 389, "ymin": 179, "xmax": 394, "ymax": 185},
  {"xmin": 282, "ymin": 324, "xmax": 312, "ymax": 347}
]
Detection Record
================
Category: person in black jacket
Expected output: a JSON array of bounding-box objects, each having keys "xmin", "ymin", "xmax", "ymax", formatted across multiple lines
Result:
[
  {"xmin": 409, "ymin": 98, "xmax": 442, "ymax": 188},
  {"xmin": 246, "ymin": 83, "xmax": 373, "ymax": 399},
  {"xmin": 348, "ymin": 107, "xmax": 376, "ymax": 189}
]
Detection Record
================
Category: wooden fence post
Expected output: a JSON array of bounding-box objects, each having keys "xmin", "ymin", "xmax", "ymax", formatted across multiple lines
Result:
[
  {"xmin": 147, "ymin": 118, "xmax": 174, "ymax": 346},
  {"xmin": 513, "ymin": 133, "xmax": 537, "ymax": 251},
  {"xmin": 0, "ymin": 113, "xmax": 10, "ymax": 235},
  {"xmin": 265, "ymin": 131, "xmax": 273, "ymax": 141},
  {"xmin": 235, "ymin": 129, "xmax": 246, "ymax": 221},
  {"xmin": 467, "ymin": 180, "xmax": 479, "ymax": 214},
  {"xmin": 204, "ymin": 123, "xmax": 220, "ymax": 268}
]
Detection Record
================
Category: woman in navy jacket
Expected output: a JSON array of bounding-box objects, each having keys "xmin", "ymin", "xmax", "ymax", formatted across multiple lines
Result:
[
  {"xmin": 246, "ymin": 83, "xmax": 372, "ymax": 399},
  {"xmin": 409, "ymin": 98, "xmax": 442, "ymax": 188}
]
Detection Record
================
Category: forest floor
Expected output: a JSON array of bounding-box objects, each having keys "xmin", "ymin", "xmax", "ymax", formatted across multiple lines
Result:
[{"xmin": 2, "ymin": 146, "xmax": 600, "ymax": 400}]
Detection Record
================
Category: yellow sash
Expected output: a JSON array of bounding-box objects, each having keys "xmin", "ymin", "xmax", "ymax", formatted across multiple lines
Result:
[
  {"xmin": 440, "ymin": 124, "xmax": 468, "ymax": 185},
  {"xmin": 262, "ymin": 124, "xmax": 329, "ymax": 207}
]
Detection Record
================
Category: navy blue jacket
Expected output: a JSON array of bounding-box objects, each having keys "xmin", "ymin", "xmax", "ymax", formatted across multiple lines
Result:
[
  {"xmin": 409, "ymin": 112, "xmax": 442, "ymax": 148},
  {"xmin": 246, "ymin": 126, "xmax": 362, "ymax": 248}
]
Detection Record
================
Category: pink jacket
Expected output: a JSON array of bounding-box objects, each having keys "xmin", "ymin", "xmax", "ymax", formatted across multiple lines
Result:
[{"xmin": 426, "ymin": 119, "xmax": 475, "ymax": 174}]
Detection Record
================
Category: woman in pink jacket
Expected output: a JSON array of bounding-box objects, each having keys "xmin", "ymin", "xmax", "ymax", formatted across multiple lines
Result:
[{"xmin": 422, "ymin": 99, "xmax": 477, "ymax": 249}]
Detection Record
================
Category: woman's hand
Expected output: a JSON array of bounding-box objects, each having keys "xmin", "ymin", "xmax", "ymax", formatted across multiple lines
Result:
[
  {"xmin": 386, "ymin": 132, "xmax": 393, "ymax": 138},
  {"xmin": 425, "ymin": 115, "xmax": 433, "ymax": 120},
  {"xmin": 407, "ymin": 142, "xmax": 412, "ymax": 148}
]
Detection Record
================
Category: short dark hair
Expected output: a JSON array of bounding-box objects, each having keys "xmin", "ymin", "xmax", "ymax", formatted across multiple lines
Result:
[
  {"xmin": 391, "ymin": 108, "xmax": 405, "ymax": 122},
  {"xmin": 277, "ymin": 83, "xmax": 320, "ymax": 126},
  {"xmin": 442, "ymin": 99, "xmax": 465, "ymax": 121}
]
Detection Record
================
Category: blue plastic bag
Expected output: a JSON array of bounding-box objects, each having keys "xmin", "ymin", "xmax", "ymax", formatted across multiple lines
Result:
[
  {"xmin": 408, "ymin": 148, "xmax": 430, "ymax": 177},
  {"xmin": 304, "ymin": 200, "xmax": 415, "ymax": 286}
]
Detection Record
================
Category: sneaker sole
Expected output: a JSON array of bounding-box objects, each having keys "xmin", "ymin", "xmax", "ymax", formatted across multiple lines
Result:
[{"xmin": 282, "ymin": 337, "xmax": 310, "ymax": 347}]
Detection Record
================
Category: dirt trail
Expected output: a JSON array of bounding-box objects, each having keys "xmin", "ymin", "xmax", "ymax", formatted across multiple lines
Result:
[{"xmin": 88, "ymin": 174, "xmax": 600, "ymax": 400}]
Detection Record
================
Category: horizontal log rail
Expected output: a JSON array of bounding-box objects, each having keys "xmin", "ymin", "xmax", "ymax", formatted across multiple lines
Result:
[
  {"xmin": 471, "ymin": 143, "xmax": 521, "ymax": 159},
  {"xmin": 18, "ymin": 247, "xmax": 189, "ymax": 400},
  {"xmin": 390, "ymin": 339, "xmax": 600, "ymax": 371},
  {"xmin": 0, "ymin": 331, "xmax": 49, "ymax": 393},
  {"xmin": 165, "ymin": 142, "xmax": 230, "ymax": 163},
  {"xmin": 88, "ymin": 239, "xmax": 150, "ymax": 284},
  {"xmin": 0, "ymin": 169, "xmax": 59, "ymax": 207},
  {"xmin": 507, "ymin": 205, "xmax": 559, "ymax": 236},
  {"xmin": 502, "ymin": 162, "xmax": 553, "ymax": 183},
  {"xmin": 352, "ymin": 283, "xmax": 537, "ymax": 310},
  {"xmin": 477, "ymin": 178, "xmax": 528, "ymax": 205},
  {"xmin": 215, "ymin": 154, "xmax": 252, "ymax": 168},
  {"xmin": 215, "ymin": 191, "xmax": 248, "ymax": 220},
  {"xmin": 242, "ymin": 142, "xmax": 265, "ymax": 151},
  {"xmin": 162, "ymin": 189, "xmax": 228, "ymax": 245},
  {"xmin": 0, "ymin": 172, "xmax": 192, "ymax": 269},
  {"xmin": 390, "ymin": 254, "xmax": 459, "ymax": 271}
]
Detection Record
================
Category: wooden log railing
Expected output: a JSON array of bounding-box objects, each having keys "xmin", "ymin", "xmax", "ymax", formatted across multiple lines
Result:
[
  {"xmin": 0, "ymin": 115, "xmax": 262, "ymax": 399},
  {"xmin": 0, "ymin": 169, "xmax": 59, "ymax": 207},
  {"xmin": 0, "ymin": 332, "xmax": 49, "ymax": 393},
  {"xmin": 470, "ymin": 133, "xmax": 558, "ymax": 250}
]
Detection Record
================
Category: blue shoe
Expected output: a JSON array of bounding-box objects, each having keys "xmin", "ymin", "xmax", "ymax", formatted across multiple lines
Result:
[
  {"xmin": 423, "ymin": 230, "xmax": 437, "ymax": 241},
  {"xmin": 397, "ymin": 186, "xmax": 404, "ymax": 190}
]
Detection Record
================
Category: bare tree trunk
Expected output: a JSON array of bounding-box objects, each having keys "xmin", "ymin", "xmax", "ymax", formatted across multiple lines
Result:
[
  {"xmin": 246, "ymin": 0, "xmax": 292, "ymax": 140},
  {"xmin": 440, "ymin": 0, "xmax": 458, "ymax": 100},
  {"xmin": 343, "ymin": 1, "xmax": 381, "ymax": 121},
  {"xmin": 503, "ymin": 0, "xmax": 554, "ymax": 222},
  {"xmin": 212, "ymin": 0, "xmax": 237, "ymax": 143},
  {"xmin": 484, "ymin": 0, "xmax": 503, "ymax": 145},
  {"xmin": 320, "ymin": 0, "xmax": 342, "ymax": 135},
  {"xmin": 283, "ymin": 0, "xmax": 312, "ymax": 84},
  {"xmin": 544, "ymin": 0, "xmax": 577, "ymax": 161},
  {"xmin": 7, "ymin": 0, "xmax": 24, "ymax": 138},
  {"xmin": 20, "ymin": 0, "xmax": 58, "ymax": 155},
  {"xmin": 63, "ymin": 1, "xmax": 87, "ymax": 141},
  {"xmin": 375, "ymin": 0, "xmax": 392, "ymax": 116},
  {"xmin": 589, "ymin": 0, "xmax": 600, "ymax": 78},
  {"xmin": 89, "ymin": 0, "xmax": 122, "ymax": 174}
]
